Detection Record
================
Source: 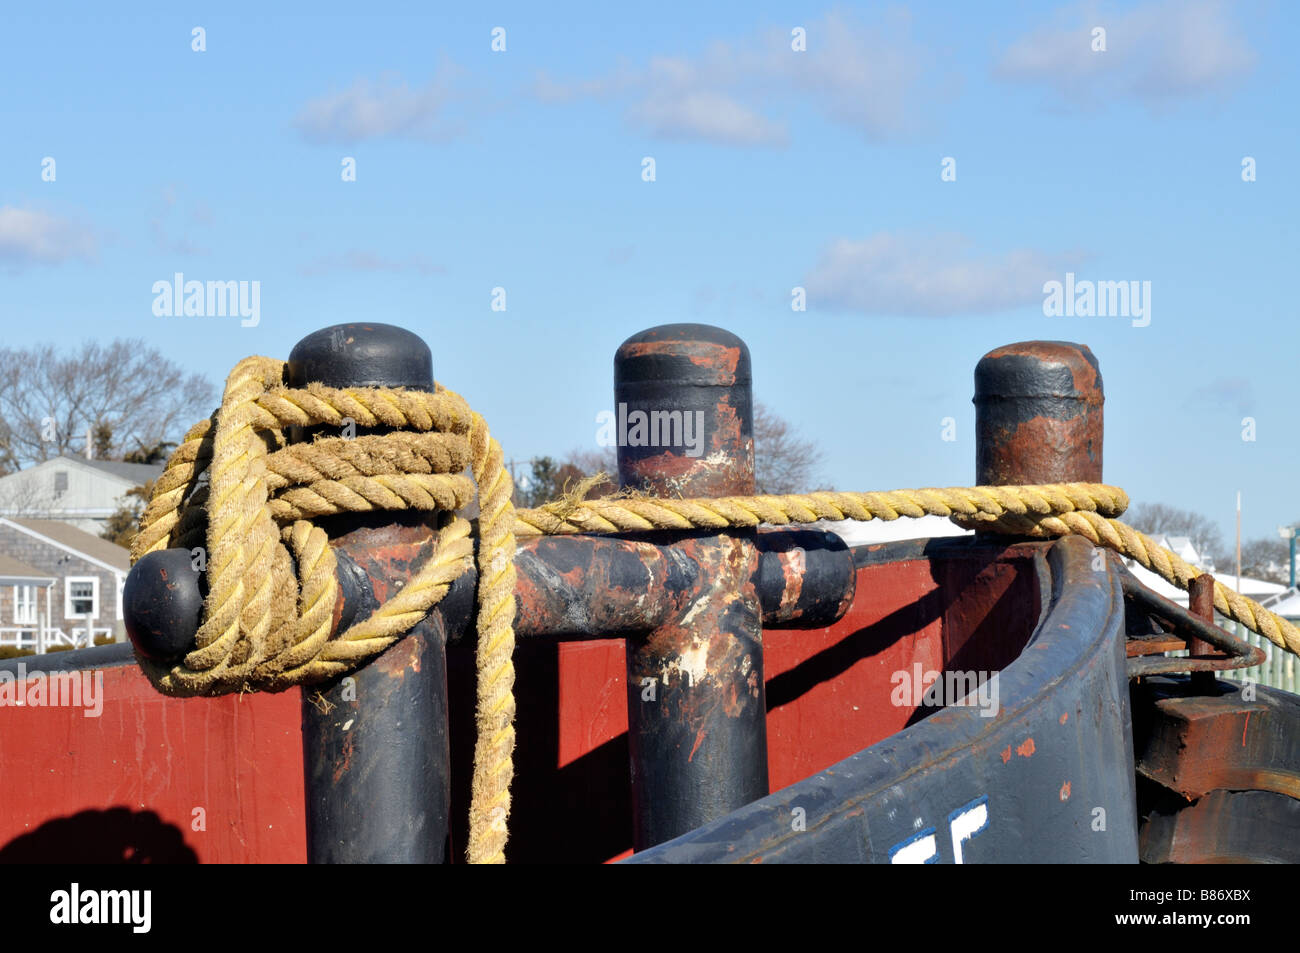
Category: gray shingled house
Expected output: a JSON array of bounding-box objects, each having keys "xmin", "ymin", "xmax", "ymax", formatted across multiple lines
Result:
[{"xmin": 0, "ymin": 518, "xmax": 130, "ymax": 652}]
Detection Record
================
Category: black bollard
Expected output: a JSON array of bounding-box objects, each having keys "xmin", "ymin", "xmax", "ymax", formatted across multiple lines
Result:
[
  {"xmin": 290, "ymin": 323, "xmax": 452, "ymax": 863},
  {"xmin": 615, "ymin": 324, "xmax": 769, "ymax": 850}
]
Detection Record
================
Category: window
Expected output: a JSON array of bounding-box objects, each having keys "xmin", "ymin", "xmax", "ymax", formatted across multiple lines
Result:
[
  {"xmin": 54, "ymin": 470, "xmax": 68, "ymax": 495},
  {"xmin": 13, "ymin": 585, "xmax": 37, "ymax": 625},
  {"xmin": 65, "ymin": 577, "xmax": 98, "ymax": 617}
]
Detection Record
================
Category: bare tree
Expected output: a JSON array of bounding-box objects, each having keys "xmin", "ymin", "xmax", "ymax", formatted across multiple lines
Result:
[
  {"xmin": 0, "ymin": 339, "xmax": 214, "ymax": 473},
  {"xmin": 753, "ymin": 402, "xmax": 824, "ymax": 494},
  {"xmin": 1124, "ymin": 502, "xmax": 1225, "ymax": 563},
  {"xmin": 512, "ymin": 449, "xmax": 617, "ymax": 508},
  {"xmin": 565, "ymin": 447, "xmax": 617, "ymax": 485},
  {"xmin": 1240, "ymin": 537, "xmax": 1291, "ymax": 585}
]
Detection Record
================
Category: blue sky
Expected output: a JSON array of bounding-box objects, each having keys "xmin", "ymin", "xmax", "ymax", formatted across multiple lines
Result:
[{"xmin": 0, "ymin": 1, "xmax": 1295, "ymax": 545}]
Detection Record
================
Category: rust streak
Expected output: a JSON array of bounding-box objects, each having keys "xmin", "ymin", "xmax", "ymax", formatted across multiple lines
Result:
[{"xmin": 687, "ymin": 727, "xmax": 708, "ymax": 763}]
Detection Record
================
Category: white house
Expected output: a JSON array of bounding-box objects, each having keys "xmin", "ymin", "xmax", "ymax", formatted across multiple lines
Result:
[{"xmin": 0, "ymin": 455, "xmax": 164, "ymax": 536}]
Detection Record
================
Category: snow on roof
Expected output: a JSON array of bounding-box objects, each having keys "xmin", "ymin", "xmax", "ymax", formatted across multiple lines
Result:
[
  {"xmin": 810, "ymin": 514, "xmax": 971, "ymax": 547},
  {"xmin": 1260, "ymin": 588, "xmax": 1300, "ymax": 619},
  {"xmin": 802, "ymin": 520, "xmax": 1284, "ymax": 611},
  {"xmin": 1122, "ymin": 560, "xmax": 1285, "ymax": 606}
]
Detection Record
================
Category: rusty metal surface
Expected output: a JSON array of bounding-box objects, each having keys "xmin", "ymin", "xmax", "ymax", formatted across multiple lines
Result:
[
  {"xmin": 613, "ymin": 323, "xmax": 753, "ymax": 498},
  {"xmin": 973, "ymin": 341, "xmax": 1104, "ymax": 485},
  {"xmin": 625, "ymin": 532, "xmax": 766, "ymax": 848},
  {"xmin": 127, "ymin": 523, "xmax": 856, "ymax": 659},
  {"xmin": 756, "ymin": 529, "xmax": 855, "ymax": 628},
  {"xmin": 1134, "ymin": 676, "xmax": 1300, "ymax": 803},
  {"xmin": 625, "ymin": 534, "xmax": 1140, "ymax": 863},
  {"xmin": 1140, "ymin": 788, "xmax": 1300, "ymax": 863},
  {"xmin": 1121, "ymin": 569, "xmax": 1265, "ymax": 677},
  {"xmin": 1187, "ymin": 574, "xmax": 1218, "ymax": 692},
  {"xmin": 614, "ymin": 323, "xmax": 768, "ymax": 850},
  {"xmin": 506, "ymin": 529, "xmax": 854, "ymax": 640},
  {"xmin": 301, "ymin": 515, "xmax": 452, "ymax": 863}
]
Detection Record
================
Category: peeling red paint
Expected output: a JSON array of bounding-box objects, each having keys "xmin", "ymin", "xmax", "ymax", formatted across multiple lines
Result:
[
  {"xmin": 1060, "ymin": 712, "xmax": 1068, "ymax": 725},
  {"xmin": 687, "ymin": 728, "xmax": 708, "ymax": 763},
  {"xmin": 1016, "ymin": 737, "xmax": 1036, "ymax": 758},
  {"xmin": 1059, "ymin": 781, "xmax": 1071, "ymax": 801},
  {"xmin": 1000, "ymin": 745, "xmax": 1012, "ymax": 764}
]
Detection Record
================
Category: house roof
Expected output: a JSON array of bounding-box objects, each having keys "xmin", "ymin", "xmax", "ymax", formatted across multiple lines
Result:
[
  {"xmin": 56, "ymin": 455, "xmax": 165, "ymax": 485},
  {"xmin": 1261, "ymin": 587, "xmax": 1300, "ymax": 620},
  {"xmin": 0, "ymin": 554, "xmax": 53, "ymax": 581},
  {"xmin": 2, "ymin": 518, "xmax": 131, "ymax": 572},
  {"xmin": 1123, "ymin": 560, "xmax": 1284, "ymax": 605}
]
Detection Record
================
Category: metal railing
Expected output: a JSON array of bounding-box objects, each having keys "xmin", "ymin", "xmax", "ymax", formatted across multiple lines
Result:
[{"xmin": 1162, "ymin": 615, "xmax": 1298, "ymax": 695}]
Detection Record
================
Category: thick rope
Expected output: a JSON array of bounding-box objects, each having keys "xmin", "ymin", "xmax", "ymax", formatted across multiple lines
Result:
[
  {"xmin": 130, "ymin": 363, "xmax": 1300, "ymax": 863},
  {"xmin": 131, "ymin": 367, "xmax": 513, "ymax": 864}
]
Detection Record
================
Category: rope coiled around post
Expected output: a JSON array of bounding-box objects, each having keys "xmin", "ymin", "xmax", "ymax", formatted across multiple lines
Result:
[
  {"xmin": 131, "ymin": 357, "xmax": 515, "ymax": 864},
  {"xmin": 130, "ymin": 357, "xmax": 1300, "ymax": 863}
]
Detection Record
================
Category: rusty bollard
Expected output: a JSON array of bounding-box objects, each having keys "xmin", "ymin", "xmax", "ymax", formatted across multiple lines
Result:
[
  {"xmin": 125, "ymin": 322, "xmax": 858, "ymax": 863},
  {"xmin": 615, "ymin": 324, "xmax": 769, "ymax": 850},
  {"xmin": 974, "ymin": 341, "xmax": 1103, "ymax": 486}
]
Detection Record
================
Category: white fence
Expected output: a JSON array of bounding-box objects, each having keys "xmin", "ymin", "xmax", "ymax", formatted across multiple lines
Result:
[{"xmin": 0, "ymin": 625, "xmax": 115, "ymax": 653}]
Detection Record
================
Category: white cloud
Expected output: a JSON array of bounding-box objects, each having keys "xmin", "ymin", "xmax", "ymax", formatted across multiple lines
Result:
[
  {"xmin": 533, "ymin": 8, "xmax": 926, "ymax": 146},
  {"xmin": 0, "ymin": 207, "xmax": 98, "ymax": 267},
  {"xmin": 299, "ymin": 250, "xmax": 445, "ymax": 277},
  {"xmin": 294, "ymin": 64, "xmax": 465, "ymax": 143},
  {"xmin": 630, "ymin": 90, "xmax": 787, "ymax": 146},
  {"xmin": 994, "ymin": 0, "xmax": 1255, "ymax": 108},
  {"xmin": 804, "ymin": 232, "xmax": 1078, "ymax": 317}
]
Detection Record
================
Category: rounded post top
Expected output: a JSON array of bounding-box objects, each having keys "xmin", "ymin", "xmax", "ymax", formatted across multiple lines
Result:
[
  {"xmin": 615, "ymin": 323, "xmax": 751, "ymax": 388},
  {"xmin": 613, "ymin": 324, "xmax": 754, "ymax": 497},
  {"xmin": 288, "ymin": 323, "xmax": 433, "ymax": 390},
  {"xmin": 974, "ymin": 340, "xmax": 1102, "ymax": 404},
  {"xmin": 124, "ymin": 549, "xmax": 206, "ymax": 663},
  {"xmin": 973, "ymin": 340, "xmax": 1104, "ymax": 485}
]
